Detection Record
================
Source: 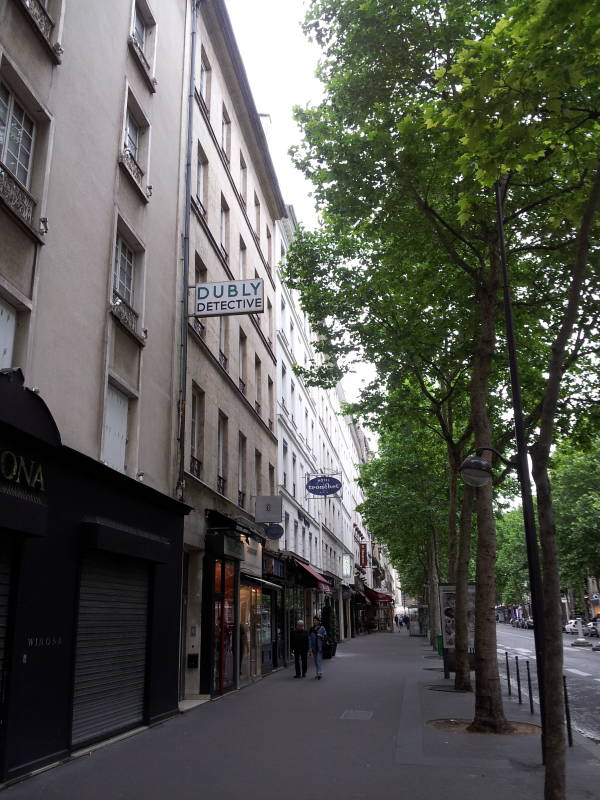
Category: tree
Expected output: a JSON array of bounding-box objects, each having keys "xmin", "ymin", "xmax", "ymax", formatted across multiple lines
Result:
[{"xmin": 552, "ymin": 440, "xmax": 600, "ymax": 598}]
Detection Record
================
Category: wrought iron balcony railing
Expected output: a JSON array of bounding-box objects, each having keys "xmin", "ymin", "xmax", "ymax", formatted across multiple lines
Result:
[
  {"xmin": 217, "ymin": 475, "xmax": 226, "ymax": 495},
  {"xmin": 0, "ymin": 162, "xmax": 35, "ymax": 226},
  {"xmin": 190, "ymin": 456, "xmax": 202, "ymax": 479},
  {"xmin": 111, "ymin": 290, "xmax": 139, "ymax": 335}
]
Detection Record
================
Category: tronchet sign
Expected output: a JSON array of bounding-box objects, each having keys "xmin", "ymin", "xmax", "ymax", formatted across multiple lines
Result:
[{"xmin": 194, "ymin": 279, "xmax": 264, "ymax": 317}]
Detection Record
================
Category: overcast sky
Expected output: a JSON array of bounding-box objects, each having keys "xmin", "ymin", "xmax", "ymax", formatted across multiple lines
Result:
[
  {"xmin": 224, "ymin": 0, "xmax": 322, "ymax": 228},
  {"xmin": 224, "ymin": 0, "xmax": 378, "ymax": 414}
]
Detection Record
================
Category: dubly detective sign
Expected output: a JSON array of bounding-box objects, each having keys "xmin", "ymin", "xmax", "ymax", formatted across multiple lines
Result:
[{"xmin": 193, "ymin": 279, "xmax": 264, "ymax": 317}]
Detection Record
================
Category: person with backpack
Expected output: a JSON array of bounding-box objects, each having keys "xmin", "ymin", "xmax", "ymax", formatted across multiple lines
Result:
[{"xmin": 309, "ymin": 616, "xmax": 327, "ymax": 679}]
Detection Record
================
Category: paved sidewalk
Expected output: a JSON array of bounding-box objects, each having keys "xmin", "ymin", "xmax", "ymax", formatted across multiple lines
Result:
[{"xmin": 4, "ymin": 633, "xmax": 599, "ymax": 799}]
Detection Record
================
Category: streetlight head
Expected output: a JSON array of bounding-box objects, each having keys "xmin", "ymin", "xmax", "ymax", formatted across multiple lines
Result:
[{"xmin": 459, "ymin": 455, "xmax": 493, "ymax": 487}]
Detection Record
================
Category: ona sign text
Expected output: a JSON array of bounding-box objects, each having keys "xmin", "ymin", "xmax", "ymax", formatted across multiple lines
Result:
[{"xmin": 193, "ymin": 279, "xmax": 264, "ymax": 317}]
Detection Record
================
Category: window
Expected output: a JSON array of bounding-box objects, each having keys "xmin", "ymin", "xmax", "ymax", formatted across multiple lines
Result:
[
  {"xmin": 192, "ymin": 256, "xmax": 207, "ymax": 339},
  {"xmin": 196, "ymin": 143, "xmax": 208, "ymax": 214},
  {"xmin": 221, "ymin": 105, "xmax": 231, "ymax": 162},
  {"xmin": 218, "ymin": 316, "xmax": 229, "ymax": 369},
  {"xmin": 133, "ymin": 5, "xmax": 146, "ymax": 50},
  {"xmin": 220, "ymin": 195, "xmax": 229, "ymax": 260},
  {"xmin": 282, "ymin": 440, "xmax": 288, "ymax": 489},
  {"xmin": 266, "ymin": 227, "xmax": 272, "ymax": 265},
  {"xmin": 113, "ymin": 234, "xmax": 136, "ymax": 306},
  {"xmin": 268, "ymin": 377, "xmax": 274, "ymax": 430},
  {"xmin": 102, "ymin": 384, "xmax": 129, "ymax": 472},
  {"xmin": 254, "ymin": 192, "xmax": 260, "ymax": 237},
  {"xmin": 238, "ymin": 433, "xmax": 247, "ymax": 508},
  {"xmin": 0, "ymin": 82, "xmax": 35, "ymax": 187},
  {"xmin": 199, "ymin": 49, "xmax": 211, "ymax": 110},
  {"xmin": 120, "ymin": 92, "xmax": 150, "ymax": 196},
  {"xmin": 0, "ymin": 297, "xmax": 17, "ymax": 369},
  {"xmin": 190, "ymin": 385, "xmax": 205, "ymax": 478},
  {"xmin": 269, "ymin": 463, "xmax": 275, "ymax": 495},
  {"xmin": 255, "ymin": 449, "xmax": 262, "ymax": 497},
  {"xmin": 254, "ymin": 355, "xmax": 262, "ymax": 413},
  {"xmin": 239, "ymin": 153, "xmax": 247, "ymax": 205},
  {"xmin": 217, "ymin": 412, "xmax": 228, "ymax": 494},
  {"xmin": 292, "ymin": 453, "xmax": 297, "ymax": 497},
  {"xmin": 238, "ymin": 237, "xmax": 246, "ymax": 279},
  {"xmin": 238, "ymin": 329, "xmax": 247, "ymax": 394},
  {"xmin": 266, "ymin": 299, "xmax": 273, "ymax": 346}
]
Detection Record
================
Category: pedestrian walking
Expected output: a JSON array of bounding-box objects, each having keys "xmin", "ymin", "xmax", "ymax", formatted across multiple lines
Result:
[
  {"xmin": 309, "ymin": 616, "xmax": 327, "ymax": 680},
  {"xmin": 291, "ymin": 620, "xmax": 309, "ymax": 678},
  {"xmin": 403, "ymin": 614, "xmax": 410, "ymax": 633}
]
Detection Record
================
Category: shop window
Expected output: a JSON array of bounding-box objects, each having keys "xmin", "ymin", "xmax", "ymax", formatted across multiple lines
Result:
[{"xmin": 0, "ymin": 297, "xmax": 17, "ymax": 369}]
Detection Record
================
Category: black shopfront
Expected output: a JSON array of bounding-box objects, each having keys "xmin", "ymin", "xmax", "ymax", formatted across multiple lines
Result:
[{"xmin": 0, "ymin": 370, "xmax": 188, "ymax": 781}]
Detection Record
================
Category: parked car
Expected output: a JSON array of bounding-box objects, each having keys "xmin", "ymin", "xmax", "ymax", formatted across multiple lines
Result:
[
  {"xmin": 564, "ymin": 619, "xmax": 583, "ymax": 634},
  {"xmin": 525, "ymin": 618, "xmax": 534, "ymax": 629},
  {"xmin": 585, "ymin": 621, "xmax": 599, "ymax": 638}
]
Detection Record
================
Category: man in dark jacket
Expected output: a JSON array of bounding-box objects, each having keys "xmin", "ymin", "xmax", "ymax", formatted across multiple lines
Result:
[{"xmin": 291, "ymin": 620, "xmax": 309, "ymax": 678}]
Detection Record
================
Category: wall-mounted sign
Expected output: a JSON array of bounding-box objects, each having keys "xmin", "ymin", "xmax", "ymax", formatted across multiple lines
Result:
[
  {"xmin": 306, "ymin": 475, "xmax": 342, "ymax": 496},
  {"xmin": 359, "ymin": 542, "xmax": 368, "ymax": 567},
  {"xmin": 255, "ymin": 495, "xmax": 282, "ymax": 522},
  {"xmin": 0, "ymin": 448, "xmax": 45, "ymax": 492},
  {"xmin": 342, "ymin": 553, "xmax": 352, "ymax": 579},
  {"xmin": 193, "ymin": 279, "xmax": 264, "ymax": 317},
  {"xmin": 264, "ymin": 524, "xmax": 284, "ymax": 540}
]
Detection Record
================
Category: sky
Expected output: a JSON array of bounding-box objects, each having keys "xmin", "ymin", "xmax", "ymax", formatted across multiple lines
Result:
[
  {"xmin": 224, "ymin": 0, "xmax": 322, "ymax": 228},
  {"xmin": 224, "ymin": 0, "xmax": 378, "ymax": 415}
]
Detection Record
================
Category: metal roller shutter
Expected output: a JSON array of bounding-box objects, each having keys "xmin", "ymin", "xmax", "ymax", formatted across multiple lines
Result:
[
  {"xmin": 0, "ymin": 537, "xmax": 10, "ymax": 699},
  {"xmin": 71, "ymin": 551, "xmax": 149, "ymax": 747}
]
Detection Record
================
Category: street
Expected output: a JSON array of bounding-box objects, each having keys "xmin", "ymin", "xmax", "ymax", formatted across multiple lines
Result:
[
  {"xmin": 496, "ymin": 624, "xmax": 600, "ymax": 742},
  {"xmin": 3, "ymin": 632, "xmax": 599, "ymax": 800}
]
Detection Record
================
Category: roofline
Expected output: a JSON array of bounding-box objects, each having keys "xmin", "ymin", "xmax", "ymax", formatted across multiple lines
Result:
[{"xmin": 211, "ymin": 0, "xmax": 288, "ymax": 220}]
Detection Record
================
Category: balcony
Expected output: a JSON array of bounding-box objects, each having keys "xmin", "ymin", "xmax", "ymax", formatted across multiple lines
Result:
[
  {"xmin": 0, "ymin": 161, "xmax": 36, "ymax": 227},
  {"xmin": 219, "ymin": 350, "xmax": 228, "ymax": 371},
  {"xmin": 128, "ymin": 34, "xmax": 156, "ymax": 92},
  {"xmin": 217, "ymin": 475, "xmax": 226, "ymax": 495},
  {"xmin": 16, "ymin": 0, "xmax": 62, "ymax": 62},
  {"xmin": 238, "ymin": 490, "xmax": 246, "ymax": 508},
  {"xmin": 111, "ymin": 290, "xmax": 139, "ymax": 336},
  {"xmin": 190, "ymin": 456, "xmax": 202, "ymax": 479},
  {"xmin": 118, "ymin": 148, "xmax": 151, "ymax": 203}
]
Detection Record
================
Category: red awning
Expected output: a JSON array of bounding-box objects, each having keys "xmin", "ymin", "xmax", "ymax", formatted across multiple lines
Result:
[
  {"xmin": 364, "ymin": 586, "xmax": 394, "ymax": 604},
  {"xmin": 293, "ymin": 558, "xmax": 332, "ymax": 594}
]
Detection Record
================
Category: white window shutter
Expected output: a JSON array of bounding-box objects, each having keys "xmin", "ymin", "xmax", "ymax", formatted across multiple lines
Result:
[
  {"xmin": 0, "ymin": 298, "xmax": 16, "ymax": 369},
  {"xmin": 102, "ymin": 385, "xmax": 129, "ymax": 471}
]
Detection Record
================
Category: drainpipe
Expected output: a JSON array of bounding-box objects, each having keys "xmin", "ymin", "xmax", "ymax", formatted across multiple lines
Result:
[{"xmin": 177, "ymin": 0, "xmax": 200, "ymax": 501}]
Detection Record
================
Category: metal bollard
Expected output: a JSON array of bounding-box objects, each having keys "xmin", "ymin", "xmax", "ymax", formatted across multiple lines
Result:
[
  {"xmin": 526, "ymin": 660, "xmax": 534, "ymax": 714},
  {"xmin": 505, "ymin": 651, "xmax": 512, "ymax": 696},
  {"xmin": 563, "ymin": 675, "xmax": 573, "ymax": 747},
  {"xmin": 515, "ymin": 655, "xmax": 522, "ymax": 704}
]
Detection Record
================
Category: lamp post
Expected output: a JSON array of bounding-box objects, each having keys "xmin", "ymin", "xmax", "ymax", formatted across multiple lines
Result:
[{"xmin": 458, "ymin": 181, "xmax": 546, "ymax": 759}]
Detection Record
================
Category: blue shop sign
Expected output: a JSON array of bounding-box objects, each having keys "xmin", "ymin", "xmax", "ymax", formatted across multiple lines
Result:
[{"xmin": 306, "ymin": 476, "xmax": 342, "ymax": 496}]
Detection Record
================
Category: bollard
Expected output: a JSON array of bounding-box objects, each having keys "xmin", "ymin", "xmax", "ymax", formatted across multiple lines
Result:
[
  {"xmin": 505, "ymin": 651, "xmax": 512, "ymax": 696},
  {"xmin": 526, "ymin": 660, "xmax": 534, "ymax": 714},
  {"xmin": 515, "ymin": 655, "xmax": 522, "ymax": 704},
  {"xmin": 563, "ymin": 675, "xmax": 573, "ymax": 747}
]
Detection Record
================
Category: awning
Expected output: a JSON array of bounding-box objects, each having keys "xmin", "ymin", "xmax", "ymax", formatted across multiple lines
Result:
[
  {"xmin": 293, "ymin": 558, "xmax": 332, "ymax": 594},
  {"xmin": 364, "ymin": 586, "xmax": 394, "ymax": 604},
  {"xmin": 240, "ymin": 572, "xmax": 281, "ymax": 591},
  {"xmin": 350, "ymin": 588, "xmax": 371, "ymax": 606}
]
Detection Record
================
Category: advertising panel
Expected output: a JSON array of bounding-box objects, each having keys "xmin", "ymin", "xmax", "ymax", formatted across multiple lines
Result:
[{"xmin": 439, "ymin": 583, "xmax": 476, "ymax": 649}]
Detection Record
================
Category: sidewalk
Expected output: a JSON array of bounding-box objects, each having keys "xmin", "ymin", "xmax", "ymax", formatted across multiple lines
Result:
[{"xmin": 4, "ymin": 633, "xmax": 599, "ymax": 799}]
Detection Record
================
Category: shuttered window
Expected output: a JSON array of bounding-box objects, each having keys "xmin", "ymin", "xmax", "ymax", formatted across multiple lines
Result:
[
  {"xmin": 0, "ymin": 298, "xmax": 16, "ymax": 369},
  {"xmin": 71, "ymin": 551, "xmax": 149, "ymax": 746},
  {"xmin": 101, "ymin": 385, "xmax": 128, "ymax": 472}
]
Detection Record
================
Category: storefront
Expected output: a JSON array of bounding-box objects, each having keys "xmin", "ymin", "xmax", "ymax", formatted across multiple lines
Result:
[
  {"xmin": 0, "ymin": 370, "xmax": 188, "ymax": 780},
  {"xmin": 364, "ymin": 586, "xmax": 394, "ymax": 632},
  {"xmin": 350, "ymin": 587, "xmax": 371, "ymax": 634}
]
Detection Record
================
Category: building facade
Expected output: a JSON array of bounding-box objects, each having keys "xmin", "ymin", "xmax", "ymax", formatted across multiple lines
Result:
[
  {"xmin": 178, "ymin": 0, "xmax": 286, "ymax": 703},
  {"xmin": 0, "ymin": 0, "xmax": 189, "ymax": 779}
]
